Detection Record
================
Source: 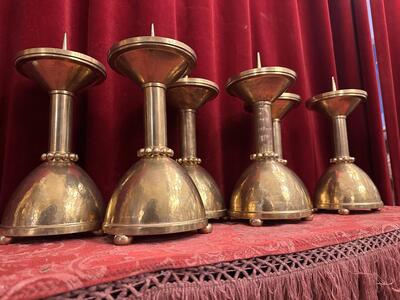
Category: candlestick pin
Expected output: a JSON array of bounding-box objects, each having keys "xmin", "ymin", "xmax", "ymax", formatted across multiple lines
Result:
[
  {"xmin": 103, "ymin": 24, "xmax": 207, "ymax": 244},
  {"xmin": 306, "ymin": 77, "xmax": 383, "ymax": 214},
  {"xmin": 167, "ymin": 77, "xmax": 226, "ymax": 226},
  {"xmin": 225, "ymin": 52, "xmax": 313, "ymax": 226},
  {"xmin": 271, "ymin": 93, "xmax": 301, "ymax": 164},
  {"xmin": 0, "ymin": 33, "xmax": 106, "ymax": 244}
]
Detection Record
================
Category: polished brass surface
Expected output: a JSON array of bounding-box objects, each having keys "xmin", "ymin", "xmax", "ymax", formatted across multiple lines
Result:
[
  {"xmin": 226, "ymin": 67, "xmax": 297, "ymax": 105},
  {"xmin": 15, "ymin": 48, "xmax": 106, "ymax": 91},
  {"xmin": 230, "ymin": 160, "xmax": 313, "ymax": 220},
  {"xmin": 108, "ymin": 36, "xmax": 196, "ymax": 86},
  {"xmin": 0, "ymin": 38, "xmax": 106, "ymax": 242},
  {"xmin": 226, "ymin": 59, "xmax": 313, "ymax": 222},
  {"xmin": 271, "ymin": 93, "xmax": 301, "ymax": 164},
  {"xmin": 103, "ymin": 157, "xmax": 207, "ymax": 236},
  {"xmin": 307, "ymin": 86, "xmax": 383, "ymax": 212},
  {"xmin": 0, "ymin": 163, "xmax": 104, "ymax": 236},
  {"xmin": 104, "ymin": 31, "xmax": 207, "ymax": 243},
  {"xmin": 167, "ymin": 77, "xmax": 226, "ymax": 219}
]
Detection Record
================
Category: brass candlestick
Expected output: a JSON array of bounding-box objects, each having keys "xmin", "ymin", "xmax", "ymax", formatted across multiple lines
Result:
[
  {"xmin": 226, "ymin": 53, "xmax": 313, "ymax": 226},
  {"xmin": 103, "ymin": 26, "xmax": 207, "ymax": 245},
  {"xmin": 0, "ymin": 34, "xmax": 106, "ymax": 244},
  {"xmin": 271, "ymin": 93, "xmax": 301, "ymax": 164},
  {"xmin": 306, "ymin": 77, "xmax": 383, "ymax": 214},
  {"xmin": 167, "ymin": 77, "xmax": 226, "ymax": 225}
]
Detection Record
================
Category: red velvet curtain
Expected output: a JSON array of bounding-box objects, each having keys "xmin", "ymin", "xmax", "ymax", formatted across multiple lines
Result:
[
  {"xmin": 0, "ymin": 0, "xmax": 392, "ymax": 214},
  {"xmin": 364, "ymin": 0, "xmax": 400, "ymax": 204}
]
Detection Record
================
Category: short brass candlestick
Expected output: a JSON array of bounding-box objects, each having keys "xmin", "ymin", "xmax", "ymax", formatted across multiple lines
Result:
[
  {"xmin": 0, "ymin": 34, "xmax": 106, "ymax": 244},
  {"xmin": 271, "ymin": 93, "xmax": 301, "ymax": 164},
  {"xmin": 167, "ymin": 77, "xmax": 226, "ymax": 226},
  {"xmin": 103, "ymin": 26, "xmax": 207, "ymax": 245},
  {"xmin": 226, "ymin": 53, "xmax": 313, "ymax": 226},
  {"xmin": 306, "ymin": 78, "xmax": 383, "ymax": 214}
]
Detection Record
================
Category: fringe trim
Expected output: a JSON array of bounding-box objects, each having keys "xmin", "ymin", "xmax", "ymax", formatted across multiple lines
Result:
[{"xmin": 144, "ymin": 244, "xmax": 400, "ymax": 300}]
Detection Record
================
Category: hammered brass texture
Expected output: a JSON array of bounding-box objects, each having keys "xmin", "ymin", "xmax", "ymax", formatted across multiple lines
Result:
[
  {"xmin": 307, "ymin": 89, "xmax": 367, "ymax": 117},
  {"xmin": 103, "ymin": 157, "xmax": 207, "ymax": 235},
  {"xmin": 167, "ymin": 77, "xmax": 226, "ymax": 219},
  {"xmin": 108, "ymin": 36, "xmax": 196, "ymax": 86},
  {"xmin": 184, "ymin": 165, "xmax": 226, "ymax": 219},
  {"xmin": 271, "ymin": 92, "xmax": 300, "ymax": 120},
  {"xmin": 226, "ymin": 67, "xmax": 296, "ymax": 104},
  {"xmin": 15, "ymin": 48, "xmax": 106, "ymax": 92},
  {"xmin": 0, "ymin": 162, "xmax": 104, "ymax": 236},
  {"xmin": 315, "ymin": 163, "xmax": 383, "ymax": 210},
  {"xmin": 104, "ymin": 34, "xmax": 207, "ymax": 239},
  {"xmin": 307, "ymin": 88, "xmax": 383, "ymax": 212},
  {"xmin": 226, "ymin": 64, "xmax": 313, "ymax": 221},
  {"xmin": 0, "ymin": 44, "xmax": 106, "ymax": 241},
  {"xmin": 230, "ymin": 160, "xmax": 313, "ymax": 220},
  {"xmin": 167, "ymin": 77, "xmax": 218, "ymax": 110}
]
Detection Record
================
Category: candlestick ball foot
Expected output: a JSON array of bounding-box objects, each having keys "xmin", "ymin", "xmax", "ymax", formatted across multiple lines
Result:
[
  {"xmin": 0, "ymin": 236, "xmax": 12, "ymax": 245},
  {"xmin": 249, "ymin": 219, "xmax": 263, "ymax": 227},
  {"xmin": 198, "ymin": 223, "xmax": 213, "ymax": 234},
  {"xmin": 113, "ymin": 235, "xmax": 133, "ymax": 245},
  {"xmin": 338, "ymin": 208, "xmax": 350, "ymax": 215}
]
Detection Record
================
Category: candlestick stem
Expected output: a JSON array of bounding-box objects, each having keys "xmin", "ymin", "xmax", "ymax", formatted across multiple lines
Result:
[
  {"xmin": 180, "ymin": 109, "xmax": 197, "ymax": 159},
  {"xmin": 253, "ymin": 101, "xmax": 274, "ymax": 154},
  {"xmin": 49, "ymin": 91, "xmax": 73, "ymax": 153},
  {"xmin": 144, "ymin": 83, "xmax": 167, "ymax": 147},
  {"xmin": 332, "ymin": 116, "xmax": 350, "ymax": 158},
  {"xmin": 273, "ymin": 118, "xmax": 282, "ymax": 159}
]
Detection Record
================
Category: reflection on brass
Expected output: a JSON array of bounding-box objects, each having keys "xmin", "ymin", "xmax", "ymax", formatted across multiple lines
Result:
[
  {"xmin": 167, "ymin": 77, "xmax": 226, "ymax": 219},
  {"xmin": 271, "ymin": 93, "xmax": 301, "ymax": 164},
  {"xmin": 225, "ymin": 53, "xmax": 313, "ymax": 225},
  {"xmin": 0, "ymin": 34, "xmax": 106, "ymax": 244},
  {"xmin": 103, "ymin": 26, "xmax": 207, "ymax": 244},
  {"xmin": 306, "ymin": 77, "xmax": 383, "ymax": 213}
]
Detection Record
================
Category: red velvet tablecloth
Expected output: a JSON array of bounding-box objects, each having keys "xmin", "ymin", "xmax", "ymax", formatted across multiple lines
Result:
[{"xmin": 1, "ymin": 207, "xmax": 400, "ymax": 299}]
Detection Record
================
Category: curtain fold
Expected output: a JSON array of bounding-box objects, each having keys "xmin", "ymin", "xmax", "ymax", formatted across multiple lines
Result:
[
  {"xmin": 0, "ymin": 0, "xmax": 392, "ymax": 214},
  {"xmin": 366, "ymin": 0, "xmax": 400, "ymax": 204}
]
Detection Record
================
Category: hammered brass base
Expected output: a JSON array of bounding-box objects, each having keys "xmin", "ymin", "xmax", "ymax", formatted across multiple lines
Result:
[
  {"xmin": 317, "ymin": 202, "xmax": 383, "ymax": 213},
  {"xmin": 103, "ymin": 218, "xmax": 208, "ymax": 236},
  {"xmin": 0, "ymin": 222, "xmax": 102, "ymax": 237},
  {"xmin": 229, "ymin": 209, "xmax": 313, "ymax": 221},
  {"xmin": 206, "ymin": 209, "xmax": 227, "ymax": 219}
]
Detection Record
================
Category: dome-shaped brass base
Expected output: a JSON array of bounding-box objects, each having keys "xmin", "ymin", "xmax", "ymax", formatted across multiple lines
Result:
[
  {"xmin": 230, "ymin": 160, "xmax": 313, "ymax": 220},
  {"xmin": 103, "ymin": 157, "xmax": 207, "ymax": 236},
  {"xmin": 184, "ymin": 165, "xmax": 226, "ymax": 219},
  {"xmin": 314, "ymin": 163, "xmax": 383, "ymax": 211},
  {"xmin": 0, "ymin": 162, "xmax": 104, "ymax": 237}
]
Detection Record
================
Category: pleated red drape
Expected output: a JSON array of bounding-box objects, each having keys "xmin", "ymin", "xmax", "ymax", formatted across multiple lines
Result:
[
  {"xmin": 363, "ymin": 0, "xmax": 400, "ymax": 205},
  {"xmin": 0, "ymin": 0, "xmax": 393, "ymax": 214}
]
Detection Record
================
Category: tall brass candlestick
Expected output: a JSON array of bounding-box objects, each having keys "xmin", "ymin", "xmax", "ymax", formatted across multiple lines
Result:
[
  {"xmin": 0, "ymin": 34, "xmax": 106, "ymax": 244},
  {"xmin": 103, "ymin": 26, "xmax": 207, "ymax": 245},
  {"xmin": 226, "ymin": 53, "xmax": 313, "ymax": 226},
  {"xmin": 271, "ymin": 93, "xmax": 301, "ymax": 164},
  {"xmin": 306, "ymin": 77, "xmax": 383, "ymax": 214},
  {"xmin": 167, "ymin": 77, "xmax": 226, "ymax": 230}
]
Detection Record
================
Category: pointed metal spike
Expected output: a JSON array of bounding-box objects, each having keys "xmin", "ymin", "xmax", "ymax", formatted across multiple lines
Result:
[
  {"xmin": 62, "ymin": 32, "xmax": 68, "ymax": 50},
  {"xmin": 256, "ymin": 52, "xmax": 262, "ymax": 68},
  {"xmin": 151, "ymin": 23, "xmax": 155, "ymax": 37},
  {"xmin": 331, "ymin": 76, "xmax": 337, "ymax": 91}
]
